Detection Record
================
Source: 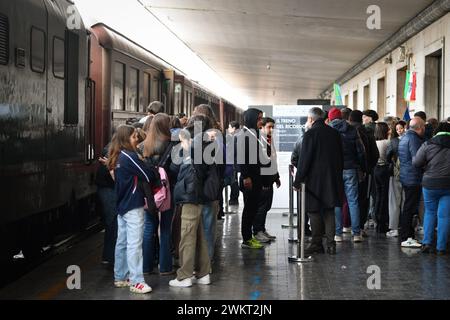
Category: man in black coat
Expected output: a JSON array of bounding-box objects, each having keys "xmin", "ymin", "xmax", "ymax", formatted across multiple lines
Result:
[{"xmin": 293, "ymin": 107, "xmax": 344, "ymax": 255}]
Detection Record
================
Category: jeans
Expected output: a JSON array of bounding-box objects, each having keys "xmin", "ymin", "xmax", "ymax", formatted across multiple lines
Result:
[
  {"xmin": 374, "ymin": 165, "xmax": 390, "ymax": 233},
  {"xmin": 422, "ymin": 188, "xmax": 450, "ymax": 251},
  {"xmin": 400, "ymin": 185, "xmax": 422, "ymax": 241},
  {"xmin": 142, "ymin": 208, "xmax": 174, "ymax": 273},
  {"xmin": 335, "ymin": 169, "xmax": 360, "ymax": 235},
  {"xmin": 202, "ymin": 201, "xmax": 218, "ymax": 259},
  {"xmin": 342, "ymin": 196, "xmax": 350, "ymax": 228},
  {"xmin": 97, "ymin": 187, "xmax": 117, "ymax": 264},
  {"xmin": 253, "ymin": 186, "xmax": 274, "ymax": 234},
  {"xmin": 358, "ymin": 174, "xmax": 370, "ymax": 230},
  {"xmin": 114, "ymin": 207, "xmax": 145, "ymax": 285}
]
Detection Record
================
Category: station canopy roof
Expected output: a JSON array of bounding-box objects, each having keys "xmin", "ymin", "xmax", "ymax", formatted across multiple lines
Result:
[
  {"xmin": 77, "ymin": 0, "xmax": 435, "ymax": 106},
  {"xmin": 140, "ymin": 0, "xmax": 434, "ymax": 105}
]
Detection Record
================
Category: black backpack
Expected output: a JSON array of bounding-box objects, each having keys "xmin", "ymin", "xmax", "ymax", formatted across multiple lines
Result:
[{"xmin": 203, "ymin": 164, "xmax": 221, "ymax": 202}]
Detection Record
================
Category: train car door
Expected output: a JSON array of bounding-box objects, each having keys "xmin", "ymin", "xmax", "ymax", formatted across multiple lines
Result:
[
  {"xmin": 163, "ymin": 69, "xmax": 174, "ymax": 114},
  {"xmin": 43, "ymin": 0, "xmax": 91, "ymax": 205}
]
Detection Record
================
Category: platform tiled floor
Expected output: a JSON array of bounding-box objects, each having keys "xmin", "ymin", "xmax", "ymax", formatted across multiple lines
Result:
[{"xmin": 1, "ymin": 207, "xmax": 449, "ymax": 300}]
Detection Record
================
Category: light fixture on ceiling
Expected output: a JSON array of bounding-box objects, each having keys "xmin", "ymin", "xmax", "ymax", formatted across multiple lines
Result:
[{"xmin": 267, "ymin": 63, "xmax": 271, "ymax": 70}]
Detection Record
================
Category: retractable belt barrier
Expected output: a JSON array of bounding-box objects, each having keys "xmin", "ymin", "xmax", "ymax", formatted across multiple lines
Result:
[
  {"xmin": 288, "ymin": 183, "xmax": 313, "ymax": 263},
  {"xmin": 282, "ymin": 165, "xmax": 297, "ymax": 232}
]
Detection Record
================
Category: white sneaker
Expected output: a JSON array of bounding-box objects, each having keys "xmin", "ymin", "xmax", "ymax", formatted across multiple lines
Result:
[
  {"xmin": 255, "ymin": 231, "xmax": 271, "ymax": 243},
  {"xmin": 169, "ymin": 277, "xmax": 193, "ymax": 288},
  {"xmin": 386, "ymin": 229, "xmax": 399, "ymax": 238},
  {"xmin": 334, "ymin": 235, "xmax": 343, "ymax": 242},
  {"xmin": 191, "ymin": 274, "xmax": 211, "ymax": 285},
  {"xmin": 343, "ymin": 227, "xmax": 352, "ymax": 233},
  {"xmin": 129, "ymin": 282, "xmax": 152, "ymax": 294},
  {"xmin": 263, "ymin": 230, "xmax": 276, "ymax": 240},
  {"xmin": 401, "ymin": 238, "xmax": 421, "ymax": 248},
  {"xmin": 353, "ymin": 235, "xmax": 363, "ymax": 243}
]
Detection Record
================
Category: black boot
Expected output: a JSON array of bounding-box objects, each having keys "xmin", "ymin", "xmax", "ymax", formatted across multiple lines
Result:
[
  {"xmin": 421, "ymin": 245, "xmax": 434, "ymax": 254},
  {"xmin": 304, "ymin": 228, "xmax": 312, "ymax": 237},
  {"xmin": 327, "ymin": 246, "xmax": 336, "ymax": 255},
  {"xmin": 304, "ymin": 244, "xmax": 325, "ymax": 255}
]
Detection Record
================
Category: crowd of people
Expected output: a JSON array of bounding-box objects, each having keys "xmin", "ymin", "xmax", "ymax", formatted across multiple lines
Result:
[
  {"xmin": 95, "ymin": 100, "xmax": 450, "ymax": 294},
  {"xmin": 292, "ymin": 107, "xmax": 450, "ymax": 256},
  {"xmin": 96, "ymin": 102, "xmax": 279, "ymax": 293}
]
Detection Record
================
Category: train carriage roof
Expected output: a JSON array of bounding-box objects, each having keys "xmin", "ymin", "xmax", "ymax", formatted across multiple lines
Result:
[{"xmin": 90, "ymin": 23, "xmax": 170, "ymax": 72}]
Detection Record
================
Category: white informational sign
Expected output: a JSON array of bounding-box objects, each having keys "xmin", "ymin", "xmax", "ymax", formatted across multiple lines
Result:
[{"xmin": 271, "ymin": 105, "xmax": 322, "ymax": 208}]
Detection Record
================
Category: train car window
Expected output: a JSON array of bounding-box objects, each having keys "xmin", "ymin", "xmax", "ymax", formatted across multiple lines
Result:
[
  {"xmin": 143, "ymin": 73, "xmax": 151, "ymax": 107},
  {"xmin": 0, "ymin": 13, "xmax": 9, "ymax": 65},
  {"xmin": 53, "ymin": 37, "xmax": 64, "ymax": 79},
  {"xmin": 64, "ymin": 30, "xmax": 79, "ymax": 124},
  {"xmin": 113, "ymin": 62, "xmax": 125, "ymax": 110},
  {"xmin": 31, "ymin": 27, "xmax": 46, "ymax": 73},
  {"xmin": 174, "ymin": 83, "xmax": 182, "ymax": 114},
  {"xmin": 152, "ymin": 76, "xmax": 159, "ymax": 101},
  {"xmin": 128, "ymin": 67, "xmax": 139, "ymax": 112},
  {"xmin": 183, "ymin": 90, "xmax": 188, "ymax": 114}
]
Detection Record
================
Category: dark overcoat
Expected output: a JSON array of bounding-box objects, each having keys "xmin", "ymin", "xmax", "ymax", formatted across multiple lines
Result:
[{"xmin": 294, "ymin": 119, "xmax": 344, "ymax": 212}]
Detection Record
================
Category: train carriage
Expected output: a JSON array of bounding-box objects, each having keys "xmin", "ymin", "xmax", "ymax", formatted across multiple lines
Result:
[
  {"xmin": 0, "ymin": 0, "xmax": 97, "ymax": 262},
  {"xmin": 89, "ymin": 23, "xmax": 167, "ymax": 148},
  {"xmin": 0, "ymin": 0, "xmax": 242, "ymax": 265}
]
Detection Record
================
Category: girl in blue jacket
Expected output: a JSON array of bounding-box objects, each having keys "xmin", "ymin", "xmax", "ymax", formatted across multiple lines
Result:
[{"xmin": 107, "ymin": 125, "xmax": 155, "ymax": 294}]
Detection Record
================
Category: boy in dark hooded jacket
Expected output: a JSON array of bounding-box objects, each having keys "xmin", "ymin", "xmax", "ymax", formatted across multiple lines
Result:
[{"xmin": 235, "ymin": 108, "xmax": 264, "ymax": 249}]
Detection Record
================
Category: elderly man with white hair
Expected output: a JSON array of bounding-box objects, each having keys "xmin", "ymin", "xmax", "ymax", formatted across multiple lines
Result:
[
  {"xmin": 398, "ymin": 117, "xmax": 425, "ymax": 248},
  {"xmin": 293, "ymin": 107, "xmax": 344, "ymax": 255}
]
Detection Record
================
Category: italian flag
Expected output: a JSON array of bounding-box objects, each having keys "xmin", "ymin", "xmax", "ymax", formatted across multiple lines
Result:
[
  {"xmin": 404, "ymin": 71, "xmax": 417, "ymax": 101},
  {"xmin": 334, "ymin": 83, "xmax": 343, "ymax": 105}
]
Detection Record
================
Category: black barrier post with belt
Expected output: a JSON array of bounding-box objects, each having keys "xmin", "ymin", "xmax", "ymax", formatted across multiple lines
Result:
[
  {"xmin": 288, "ymin": 183, "xmax": 313, "ymax": 263},
  {"xmin": 282, "ymin": 164, "xmax": 297, "ymax": 218}
]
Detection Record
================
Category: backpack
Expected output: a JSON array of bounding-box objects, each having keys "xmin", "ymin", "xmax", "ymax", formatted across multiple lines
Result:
[
  {"xmin": 202, "ymin": 164, "xmax": 221, "ymax": 202},
  {"xmin": 155, "ymin": 144, "xmax": 173, "ymax": 212},
  {"xmin": 143, "ymin": 144, "xmax": 173, "ymax": 212},
  {"xmin": 152, "ymin": 166, "xmax": 171, "ymax": 212}
]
